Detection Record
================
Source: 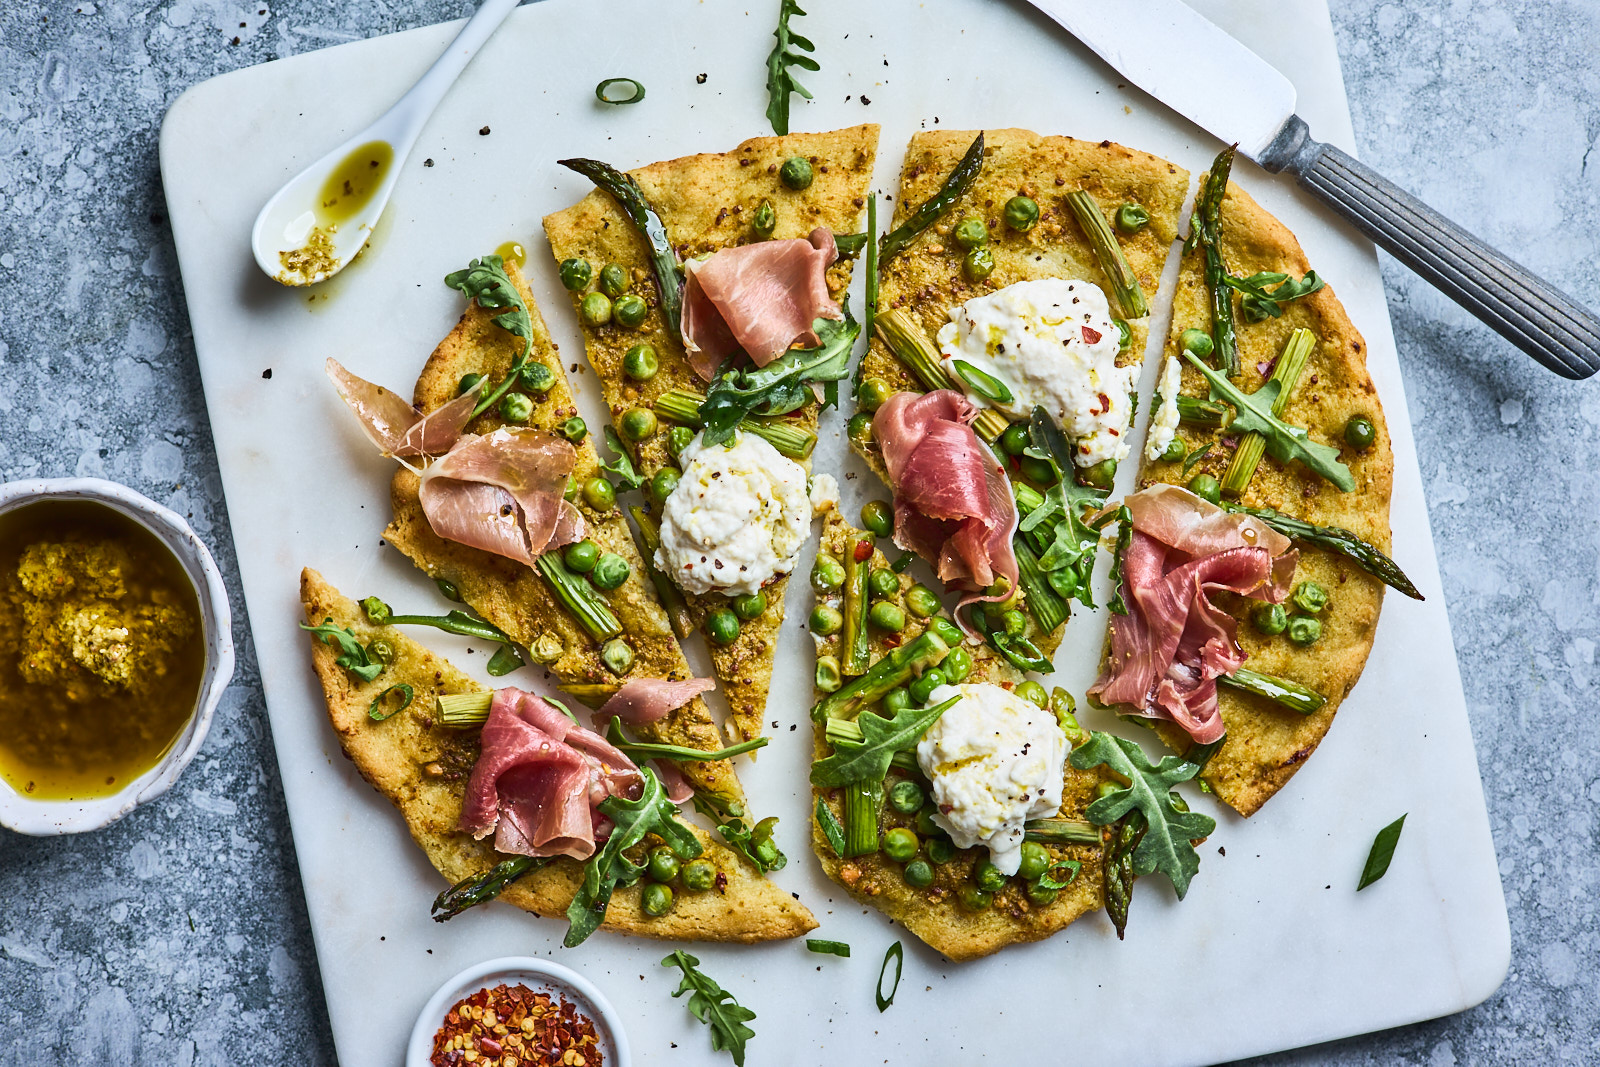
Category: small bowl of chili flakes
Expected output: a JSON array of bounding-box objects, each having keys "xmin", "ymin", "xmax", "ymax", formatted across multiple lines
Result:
[{"xmin": 406, "ymin": 957, "xmax": 629, "ymax": 1067}]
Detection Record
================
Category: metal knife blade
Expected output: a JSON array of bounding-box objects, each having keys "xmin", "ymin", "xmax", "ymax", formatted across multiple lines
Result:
[{"xmin": 1026, "ymin": 0, "xmax": 1295, "ymax": 161}]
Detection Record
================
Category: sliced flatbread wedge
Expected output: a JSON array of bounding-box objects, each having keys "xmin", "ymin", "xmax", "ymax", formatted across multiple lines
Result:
[
  {"xmin": 543, "ymin": 124, "xmax": 879, "ymax": 742},
  {"xmin": 381, "ymin": 261, "xmax": 740, "ymax": 803},
  {"xmin": 1135, "ymin": 175, "xmax": 1394, "ymax": 817},
  {"xmin": 301, "ymin": 567, "xmax": 816, "ymax": 943},
  {"xmin": 808, "ymin": 513, "xmax": 1108, "ymax": 961}
]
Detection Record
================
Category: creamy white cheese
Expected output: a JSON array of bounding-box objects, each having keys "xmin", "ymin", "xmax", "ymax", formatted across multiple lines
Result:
[
  {"xmin": 1145, "ymin": 354, "xmax": 1184, "ymax": 462},
  {"xmin": 655, "ymin": 431, "xmax": 813, "ymax": 597},
  {"xmin": 936, "ymin": 278, "xmax": 1139, "ymax": 467},
  {"xmin": 916, "ymin": 682, "xmax": 1067, "ymax": 875},
  {"xmin": 807, "ymin": 472, "xmax": 840, "ymax": 515}
]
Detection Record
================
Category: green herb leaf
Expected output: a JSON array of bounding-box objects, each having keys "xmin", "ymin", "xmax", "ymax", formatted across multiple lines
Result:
[
  {"xmin": 604, "ymin": 717, "xmax": 768, "ymax": 763},
  {"xmin": 714, "ymin": 813, "xmax": 788, "ymax": 873},
  {"xmin": 1184, "ymin": 351, "xmax": 1355, "ymax": 491},
  {"xmin": 764, "ymin": 0, "xmax": 819, "ymax": 137},
  {"xmin": 600, "ymin": 426, "xmax": 647, "ymax": 491},
  {"xmin": 806, "ymin": 939, "xmax": 851, "ymax": 957},
  {"xmin": 662, "ymin": 950, "xmax": 758, "ymax": 1066},
  {"xmin": 300, "ymin": 619, "xmax": 383, "ymax": 682},
  {"xmin": 698, "ymin": 306, "xmax": 859, "ymax": 447},
  {"xmin": 1180, "ymin": 443, "xmax": 1213, "ymax": 477},
  {"xmin": 594, "ymin": 77, "xmax": 646, "ymax": 105},
  {"xmin": 444, "ymin": 256, "xmax": 535, "ymax": 418},
  {"xmin": 875, "ymin": 941, "xmax": 904, "ymax": 1012},
  {"xmin": 566, "ymin": 769, "xmax": 701, "ymax": 947},
  {"xmin": 558, "ymin": 158, "xmax": 683, "ymax": 337},
  {"xmin": 367, "ymin": 682, "xmax": 414, "ymax": 721},
  {"xmin": 809, "ymin": 695, "xmax": 957, "ymax": 788},
  {"xmin": 1225, "ymin": 269, "xmax": 1326, "ymax": 322},
  {"xmin": 485, "ymin": 644, "xmax": 525, "ymax": 677},
  {"xmin": 1038, "ymin": 858, "xmax": 1082, "ymax": 891},
  {"xmin": 880, "ymin": 133, "xmax": 985, "ymax": 265},
  {"xmin": 1358, "ymin": 814, "xmax": 1406, "ymax": 890},
  {"xmin": 1069, "ymin": 732, "xmax": 1217, "ymax": 899},
  {"xmin": 814, "ymin": 797, "xmax": 847, "ymax": 857},
  {"xmin": 1104, "ymin": 504, "xmax": 1135, "ymax": 616},
  {"xmin": 833, "ymin": 232, "xmax": 868, "ymax": 257}
]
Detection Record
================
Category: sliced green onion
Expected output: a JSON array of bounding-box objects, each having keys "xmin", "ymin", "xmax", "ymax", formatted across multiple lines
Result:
[
  {"xmin": 875, "ymin": 940, "xmax": 904, "ymax": 1012},
  {"xmin": 950, "ymin": 359, "xmax": 1014, "ymax": 405},
  {"xmin": 815, "ymin": 797, "xmax": 847, "ymax": 857},
  {"xmin": 595, "ymin": 78, "xmax": 646, "ymax": 105},
  {"xmin": 367, "ymin": 683, "xmax": 414, "ymax": 721},
  {"xmin": 806, "ymin": 939, "xmax": 851, "ymax": 957},
  {"xmin": 485, "ymin": 644, "xmax": 525, "ymax": 677}
]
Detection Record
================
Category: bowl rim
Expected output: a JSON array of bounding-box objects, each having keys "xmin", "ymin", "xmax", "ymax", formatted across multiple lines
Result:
[
  {"xmin": 0, "ymin": 477, "xmax": 235, "ymax": 835},
  {"xmin": 405, "ymin": 955, "xmax": 632, "ymax": 1067}
]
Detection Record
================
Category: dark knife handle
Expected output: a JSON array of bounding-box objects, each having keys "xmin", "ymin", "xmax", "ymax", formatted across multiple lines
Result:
[{"xmin": 1259, "ymin": 115, "xmax": 1600, "ymax": 380}]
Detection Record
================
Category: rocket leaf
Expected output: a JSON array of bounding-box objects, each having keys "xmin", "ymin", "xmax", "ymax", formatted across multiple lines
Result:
[
  {"xmin": 809, "ymin": 695, "xmax": 957, "ymax": 788},
  {"xmin": 662, "ymin": 951, "xmax": 758, "ymax": 1066}
]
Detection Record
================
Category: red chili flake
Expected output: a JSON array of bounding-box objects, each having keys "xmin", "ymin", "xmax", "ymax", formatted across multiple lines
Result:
[
  {"xmin": 852, "ymin": 540, "xmax": 874, "ymax": 562},
  {"xmin": 1081, "ymin": 325, "xmax": 1102, "ymax": 344},
  {"xmin": 1098, "ymin": 393, "xmax": 1111, "ymax": 412},
  {"xmin": 881, "ymin": 634, "xmax": 902, "ymax": 648}
]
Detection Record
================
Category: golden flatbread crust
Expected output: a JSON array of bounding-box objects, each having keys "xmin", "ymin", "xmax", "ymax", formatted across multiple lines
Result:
[
  {"xmin": 300, "ymin": 567, "xmax": 816, "ymax": 943},
  {"xmin": 808, "ymin": 513, "xmax": 1108, "ymax": 961},
  {"xmin": 380, "ymin": 262, "xmax": 739, "ymax": 803},
  {"xmin": 1137, "ymin": 177, "xmax": 1395, "ymax": 817},
  {"xmin": 851, "ymin": 128, "xmax": 1190, "ymax": 653},
  {"xmin": 543, "ymin": 125, "xmax": 879, "ymax": 742}
]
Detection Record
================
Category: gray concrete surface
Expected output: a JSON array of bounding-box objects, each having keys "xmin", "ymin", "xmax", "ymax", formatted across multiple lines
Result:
[{"xmin": 0, "ymin": 1, "xmax": 1595, "ymax": 1063}]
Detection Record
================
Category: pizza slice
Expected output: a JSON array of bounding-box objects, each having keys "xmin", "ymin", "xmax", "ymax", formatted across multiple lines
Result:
[
  {"xmin": 543, "ymin": 124, "xmax": 878, "ymax": 742},
  {"xmin": 301, "ymin": 568, "xmax": 816, "ymax": 944}
]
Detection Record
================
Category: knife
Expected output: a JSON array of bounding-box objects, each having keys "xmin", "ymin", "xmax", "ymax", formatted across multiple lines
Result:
[{"xmin": 1028, "ymin": 0, "xmax": 1600, "ymax": 380}]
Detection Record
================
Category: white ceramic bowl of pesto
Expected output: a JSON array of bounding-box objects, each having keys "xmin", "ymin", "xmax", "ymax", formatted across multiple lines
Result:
[{"xmin": 0, "ymin": 477, "xmax": 234, "ymax": 835}]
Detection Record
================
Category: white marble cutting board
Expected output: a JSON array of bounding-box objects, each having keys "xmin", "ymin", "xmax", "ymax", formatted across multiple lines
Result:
[{"xmin": 157, "ymin": 1, "xmax": 1509, "ymax": 1063}]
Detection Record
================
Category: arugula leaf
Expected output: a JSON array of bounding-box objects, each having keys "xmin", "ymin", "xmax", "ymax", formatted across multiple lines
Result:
[
  {"xmin": 715, "ymin": 814, "xmax": 788, "ymax": 873},
  {"xmin": 1184, "ymin": 351, "xmax": 1355, "ymax": 491},
  {"xmin": 815, "ymin": 796, "xmax": 847, "ymax": 857},
  {"xmin": 1358, "ymin": 814, "xmax": 1406, "ymax": 890},
  {"xmin": 1015, "ymin": 407, "xmax": 1106, "ymax": 610},
  {"xmin": 810, "ymin": 696, "xmax": 957, "ymax": 788},
  {"xmin": 662, "ymin": 950, "xmax": 758, "ymax": 1066},
  {"xmin": 764, "ymin": 0, "xmax": 818, "ymax": 137},
  {"xmin": 444, "ymin": 256, "xmax": 534, "ymax": 418},
  {"xmin": 603, "ymin": 717, "xmax": 768, "ymax": 763},
  {"xmin": 367, "ymin": 683, "xmax": 413, "ymax": 721},
  {"xmin": 599, "ymin": 426, "xmax": 646, "ymax": 491},
  {"xmin": 1225, "ymin": 269, "xmax": 1326, "ymax": 322},
  {"xmin": 698, "ymin": 307, "xmax": 859, "ymax": 447},
  {"xmin": 300, "ymin": 619, "xmax": 383, "ymax": 683},
  {"xmin": 565, "ymin": 768, "xmax": 701, "ymax": 947},
  {"xmin": 1069, "ymin": 732, "xmax": 1217, "ymax": 899},
  {"xmin": 1038, "ymin": 858, "xmax": 1082, "ymax": 891},
  {"xmin": 875, "ymin": 941, "xmax": 904, "ymax": 1012}
]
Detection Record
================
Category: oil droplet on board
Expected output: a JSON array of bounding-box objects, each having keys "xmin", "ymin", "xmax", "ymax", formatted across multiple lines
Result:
[
  {"xmin": 316, "ymin": 140, "xmax": 394, "ymax": 226},
  {"xmin": 495, "ymin": 241, "xmax": 527, "ymax": 269}
]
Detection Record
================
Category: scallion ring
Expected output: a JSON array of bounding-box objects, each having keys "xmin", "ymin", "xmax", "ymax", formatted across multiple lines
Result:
[
  {"xmin": 805, "ymin": 939, "xmax": 851, "ymax": 958},
  {"xmin": 876, "ymin": 940, "xmax": 904, "ymax": 1012},
  {"xmin": 950, "ymin": 359, "xmax": 1014, "ymax": 405},
  {"xmin": 594, "ymin": 78, "xmax": 646, "ymax": 105},
  {"xmin": 368, "ymin": 682, "xmax": 414, "ymax": 721}
]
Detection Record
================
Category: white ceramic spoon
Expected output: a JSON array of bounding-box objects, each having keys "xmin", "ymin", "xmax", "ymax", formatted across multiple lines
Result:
[{"xmin": 250, "ymin": 0, "xmax": 522, "ymax": 287}]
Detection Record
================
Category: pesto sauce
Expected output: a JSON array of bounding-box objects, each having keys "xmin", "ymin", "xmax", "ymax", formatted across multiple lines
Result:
[{"xmin": 0, "ymin": 500, "xmax": 205, "ymax": 800}]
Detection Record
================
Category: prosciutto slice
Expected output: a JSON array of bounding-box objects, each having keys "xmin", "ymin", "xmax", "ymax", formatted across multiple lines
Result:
[
  {"xmin": 458, "ymin": 688, "xmax": 643, "ymax": 860},
  {"xmin": 325, "ymin": 357, "xmax": 477, "ymax": 458},
  {"xmin": 1090, "ymin": 486, "xmax": 1298, "ymax": 744},
  {"xmin": 872, "ymin": 389, "xmax": 1019, "ymax": 607},
  {"xmin": 590, "ymin": 677, "xmax": 716, "ymax": 728},
  {"xmin": 681, "ymin": 227, "xmax": 842, "ymax": 381},
  {"xmin": 418, "ymin": 429, "xmax": 586, "ymax": 567}
]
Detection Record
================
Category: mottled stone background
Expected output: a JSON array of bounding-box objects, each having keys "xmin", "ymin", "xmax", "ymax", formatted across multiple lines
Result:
[{"xmin": 0, "ymin": 1, "xmax": 1595, "ymax": 1064}]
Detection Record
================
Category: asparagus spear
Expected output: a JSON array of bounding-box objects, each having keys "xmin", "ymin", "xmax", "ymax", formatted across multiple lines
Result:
[
  {"xmin": 557, "ymin": 157, "xmax": 683, "ymax": 337},
  {"xmin": 872, "ymin": 309, "xmax": 1009, "ymax": 443},
  {"xmin": 1065, "ymin": 190, "xmax": 1149, "ymax": 319},
  {"xmin": 840, "ymin": 532, "xmax": 873, "ymax": 676},
  {"xmin": 436, "ymin": 691, "xmax": 494, "ymax": 728},
  {"xmin": 1023, "ymin": 817, "xmax": 1101, "ymax": 846},
  {"xmin": 1104, "ymin": 810, "xmax": 1145, "ymax": 940},
  {"xmin": 535, "ymin": 553, "xmax": 623, "ymax": 640},
  {"xmin": 842, "ymin": 779, "xmax": 884, "ymax": 857},
  {"xmin": 432, "ymin": 856, "xmax": 551, "ymax": 921},
  {"xmin": 1221, "ymin": 327, "xmax": 1316, "ymax": 497},
  {"xmin": 1219, "ymin": 666, "xmax": 1327, "ymax": 715},
  {"xmin": 1192, "ymin": 146, "xmax": 1241, "ymax": 377},
  {"xmin": 629, "ymin": 506, "xmax": 695, "ymax": 639},
  {"xmin": 852, "ymin": 193, "xmax": 879, "ymax": 400},
  {"xmin": 810, "ymin": 630, "xmax": 952, "ymax": 721},
  {"xmin": 878, "ymin": 132, "xmax": 984, "ymax": 264},
  {"xmin": 1014, "ymin": 537, "xmax": 1070, "ymax": 634},
  {"xmin": 1222, "ymin": 502, "xmax": 1424, "ymax": 600},
  {"xmin": 1176, "ymin": 395, "xmax": 1232, "ymax": 430},
  {"xmin": 652, "ymin": 389, "xmax": 817, "ymax": 459}
]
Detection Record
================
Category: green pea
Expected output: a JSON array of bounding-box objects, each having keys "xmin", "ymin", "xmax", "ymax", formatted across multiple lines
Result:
[
  {"xmin": 858, "ymin": 378, "xmax": 892, "ymax": 412},
  {"xmin": 666, "ymin": 425, "xmax": 694, "ymax": 459},
  {"xmin": 941, "ymin": 646, "xmax": 973, "ymax": 684},
  {"xmin": 868, "ymin": 568, "xmax": 899, "ymax": 600},
  {"xmin": 590, "ymin": 553, "xmax": 630, "ymax": 591},
  {"xmin": 752, "ymin": 198, "xmax": 776, "ymax": 236},
  {"xmin": 455, "ymin": 372, "xmax": 485, "ymax": 397},
  {"xmin": 519, "ymin": 362, "xmax": 555, "ymax": 394},
  {"xmin": 613, "ymin": 293, "xmax": 649, "ymax": 328},
  {"xmin": 601, "ymin": 637, "xmax": 634, "ymax": 676},
  {"xmin": 815, "ymin": 654, "xmax": 842, "ymax": 693},
  {"xmin": 927, "ymin": 616, "xmax": 964, "ymax": 648},
  {"xmin": 1115, "ymin": 203, "xmax": 1151, "ymax": 234},
  {"xmin": 809, "ymin": 604, "xmax": 843, "ymax": 636},
  {"xmin": 435, "ymin": 578, "xmax": 462, "ymax": 602},
  {"xmin": 1345, "ymin": 414, "xmax": 1377, "ymax": 450},
  {"xmin": 1015, "ymin": 680, "xmax": 1047, "ymax": 708},
  {"xmin": 847, "ymin": 412, "xmax": 874, "ymax": 446},
  {"xmin": 927, "ymin": 837, "xmax": 956, "ymax": 865},
  {"xmin": 870, "ymin": 601, "xmax": 906, "ymax": 633},
  {"xmin": 860, "ymin": 500, "xmax": 895, "ymax": 538},
  {"xmin": 563, "ymin": 477, "xmax": 579, "ymax": 502},
  {"xmin": 811, "ymin": 553, "xmax": 846, "ymax": 591},
  {"xmin": 733, "ymin": 592, "xmax": 767, "ymax": 620},
  {"xmin": 779, "ymin": 156, "xmax": 814, "ymax": 190},
  {"xmin": 888, "ymin": 780, "xmax": 925, "ymax": 815},
  {"xmin": 957, "ymin": 884, "xmax": 993, "ymax": 912},
  {"xmin": 1003, "ymin": 195, "xmax": 1039, "ymax": 232},
  {"xmin": 620, "ymin": 407, "xmax": 657, "ymax": 442},
  {"xmin": 915, "ymin": 807, "xmax": 941, "ymax": 836},
  {"xmin": 564, "ymin": 540, "xmax": 600, "ymax": 573},
  {"xmin": 1113, "ymin": 318, "xmax": 1132, "ymax": 352},
  {"xmin": 681, "ymin": 859, "xmax": 716, "ymax": 892},
  {"xmin": 1080, "ymin": 458, "xmax": 1117, "ymax": 490},
  {"xmin": 999, "ymin": 423, "xmax": 1030, "ymax": 456},
  {"xmin": 1252, "ymin": 602, "xmax": 1287, "ymax": 636},
  {"xmin": 1095, "ymin": 780, "xmax": 1120, "ymax": 801},
  {"xmin": 963, "ymin": 246, "xmax": 995, "ymax": 283},
  {"xmin": 1017, "ymin": 841, "xmax": 1050, "ymax": 882},
  {"xmin": 641, "ymin": 881, "xmax": 673, "ymax": 917},
  {"xmin": 1187, "ymin": 473, "xmax": 1221, "ymax": 504},
  {"xmin": 599, "ymin": 262, "xmax": 629, "ymax": 299},
  {"xmin": 883, "ymin": 827, "xmax": 920, "ymax": 863},
  {"xmin": 1019, "ymin": 455, "xmax": 1055, "ymax": 485},
  {"xmin": 1002, "ymin": 609, "xmax": 1028, "ymax": 639},
  {"xmin": 582, "ymin": 477, "xmax": 616, "ymax": 511},
  {"xmin": 882, "ymin": 687, "xmax": 911, "ymax": 716},
  {"xmin": 904, "ymin": 859, "xmax": 935, "ymax": 888},
  {"xmin": 707, "ymin": 609, "xmax": 740, "ymax": 646},
  {"xmin": 498, "ymin": 392, "xmax": 533, "ymax": 424},
  {"xmin": 648, "ymin": 845, "xmax": 681, "ymax": 884},
  {"xmin": 1179, "ymin": 328, "xmax": 1214, "ymax": 358},
  {"xmin": 905, "ymin": 585, "xmax": 940, "ymax": 619},
  {"xmin": 558, "ymin": 257, "xmax": 592, "ymax": 291},
  {"xmin": 973, "ymin": 859, "xmax": 1007, "ymax": 894},
  {"xmin": 580, "ymin": 291, "xmax": 613, "ymax": 327},
  {"xmin": 1160, "ymin": 437, "xmax": 1187, "ymax": 463},
  {"xmin": 1287, "ymin": 615, "xmax": 1323, "ymax": 647},
  {"xmin": 1025, "ymin": 881, "xmax": 1059, "ymax": 907},
  {"xmin": 623, "ymin": 343, "xmax": 659, "ymax": 381},
  {"xmin": 907, "ymin": 668, "xmax": 946, "ymax": 705},
  {"xmin": 365, "ymin": 637, "xmax": 396, "ymax": 666},
  {"xmin": 1292, "ymin": 581, "xmax": 1330, "ymax": 615},
  {"xmin": 953, "ymin": 216, "xmax": 989, "ymax": 250},
  {"xmin": 561, "ymin": 416, "xmax": 588, "ymax": 443},
  {"xmin": 648, "ymin": 467, "xmax": 681, "ymax": 506}
]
